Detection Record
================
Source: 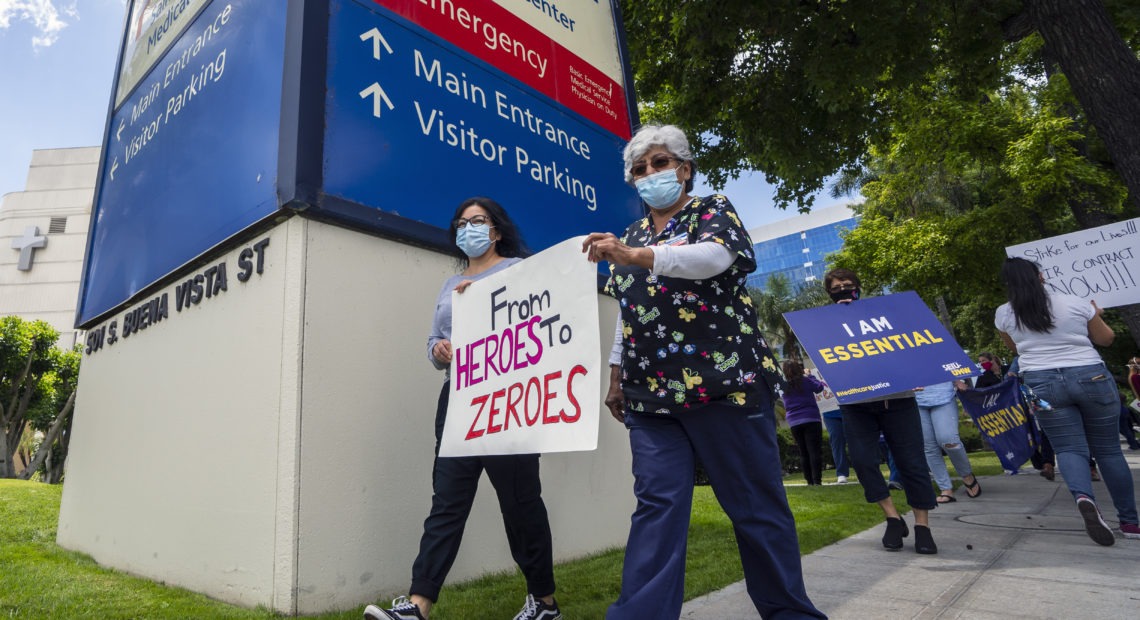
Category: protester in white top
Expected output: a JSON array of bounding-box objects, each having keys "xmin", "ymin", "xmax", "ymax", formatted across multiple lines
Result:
[{"xmin": 995, "ymin": 257, "xmax": 1138, "ymax": 545}]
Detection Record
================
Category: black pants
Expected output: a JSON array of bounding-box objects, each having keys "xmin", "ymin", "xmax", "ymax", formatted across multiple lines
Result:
[
  {"xmin": 841, "ymin": 397, "xmax": 937, "ymax": 510},
  {"xmin": 790, "ymin": 421, "xmax": 824, "ymax": 485},
  {"xmin": 409, "ymin": 383, "xmax": 556, "ymax": 602}
]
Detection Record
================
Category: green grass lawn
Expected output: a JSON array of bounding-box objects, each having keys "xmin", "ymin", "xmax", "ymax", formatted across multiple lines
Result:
[{"xmin": 0, "ymin": 453, "xmax": 1005, "ymax": 619}]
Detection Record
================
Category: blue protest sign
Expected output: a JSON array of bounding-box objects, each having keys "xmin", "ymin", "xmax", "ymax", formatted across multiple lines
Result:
[
  {"xmin": 958, "ymin": 378, "xmax": 1036, "ymax": 471},
  {"xmin": 319, "ymin": 0, "xmax": 641, "ymax": 260},
  {"xmin": 782, "ymin": 291, "xmax": 978, "ymax": 404},
  {"xmin": 78, "ymin": 0, "xmax": 287, "ymax": 327}
]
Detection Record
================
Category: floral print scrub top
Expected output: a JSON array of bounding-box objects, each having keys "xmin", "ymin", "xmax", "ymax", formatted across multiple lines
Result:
[{"xmin": 604, "ymin": 194, "xmax": 785, "ymax": 414}]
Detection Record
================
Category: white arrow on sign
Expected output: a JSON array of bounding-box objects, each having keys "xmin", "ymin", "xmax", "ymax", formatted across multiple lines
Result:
[
  {"xmin": 360, "ymin": 27, "xmax": 393, "ymax": 60},
  {"xmin": 117, "ymin": 118, "xmax": 126, "ymax": 142},
  {"xmin": 110, "ymin": 157, "xmax": 119, "ymax": 181},
  {"xmin": 359, "ymin": 83, "xmax": 395, "ymax": 118}
]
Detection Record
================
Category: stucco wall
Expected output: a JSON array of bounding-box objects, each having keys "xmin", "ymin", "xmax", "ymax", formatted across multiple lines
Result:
[{"xmin": 57, "ymin": 217, "xmax": 633, "ymax": 614}]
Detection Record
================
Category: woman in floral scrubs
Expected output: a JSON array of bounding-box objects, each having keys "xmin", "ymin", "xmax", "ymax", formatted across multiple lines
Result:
[{"xmin": 582, "ymin": 125, "xmax": 825, "ymax": 620}]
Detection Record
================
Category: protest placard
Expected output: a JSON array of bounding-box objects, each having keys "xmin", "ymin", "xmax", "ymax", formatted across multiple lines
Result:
[
  {"xmin": 958, "ymin": 379, "xmax": 1036, "ymax": 472},
  {"xmin": 805, "ymin": 367, "xmax": 839, "ymax": 413},
  {"xmin": 440, "ymin": 236, "xmax": 600, "ymax": 457},
  {"xmin": 783, "ymin": 291, "xmax": 977, "ymax": 404},
  {"xmin": 1006, "ymin": 218, "xmax": 1140, "ymax": 308}
]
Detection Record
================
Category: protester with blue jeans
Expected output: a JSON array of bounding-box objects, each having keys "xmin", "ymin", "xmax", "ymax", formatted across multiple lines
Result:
[
  {"xmin": 916, "ymin": 381, "xmax": 980, "ymax": 502},
  {"xmin": 996, "ymin": 257, "xmax": 1139, "ymax": 544},
  {"xmin": 823, "ymin": 408, "xmax": 850, "ymax": 483}
]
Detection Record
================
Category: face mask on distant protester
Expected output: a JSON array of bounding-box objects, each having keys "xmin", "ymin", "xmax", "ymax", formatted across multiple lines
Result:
[
  {"xmin": 635, "ymin": 168, "xmax": 684, "ymax": 209},
  {"xmin": 456, "ymin": 223, "xmax": 494, "ymax": 257},
  {"xmin": 828, "ymin": 287, "xmax": 860, "ymax": 303},
  {"xmin": 981, "ymin": 361, "xmax": 994, "ymax": 372}
]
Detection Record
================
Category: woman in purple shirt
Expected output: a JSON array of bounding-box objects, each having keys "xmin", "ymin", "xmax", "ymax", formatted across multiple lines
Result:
[{"xmin": 781, "ymin": 360, "xmax": 827, "ymax": 485}]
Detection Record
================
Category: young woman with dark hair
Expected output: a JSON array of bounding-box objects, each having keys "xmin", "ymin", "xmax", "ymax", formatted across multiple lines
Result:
[
  {"xmin": 365, "ymin": 198, "xmax": 559, "ymax": 620},
  {"xmin": 996, "ymin": 257, "xmax": 1138, "ymax": 544},
  {"xmin": 781, "ymin": 360, "xmax": 827, "ymax": 486}
]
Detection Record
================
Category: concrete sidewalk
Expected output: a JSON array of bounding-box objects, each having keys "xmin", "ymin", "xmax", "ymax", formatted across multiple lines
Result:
[{"xmin": 681, "ymin": 446, "xmax": 1140, "ymax": 619}]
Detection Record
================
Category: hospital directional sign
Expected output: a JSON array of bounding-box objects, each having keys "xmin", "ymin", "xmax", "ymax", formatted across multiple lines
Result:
[
  {"xmin": 78, "ymin": 0, "xmax": 641, "ymax": 328},
  {"xmin": 78, "ymin": 0, "xmax": 287, "ymax": 326},
  {"xmin": 319, "ymin": 0, "xmax": 641, "ymax": 254}
]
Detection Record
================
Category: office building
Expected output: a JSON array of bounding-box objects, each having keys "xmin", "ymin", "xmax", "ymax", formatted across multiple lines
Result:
[{"xmin": 747, "ymin": 203, "xmax": 860, "ymax": 291}]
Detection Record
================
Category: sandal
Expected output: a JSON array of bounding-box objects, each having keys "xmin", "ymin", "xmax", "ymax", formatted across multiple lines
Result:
[
  {"xmin": 936, "ymin": 493, "xmax": 957, "ymax": 504},
  {"xmin": 964, "ymin": 476, "xmax": 982, "ymax": 498}
]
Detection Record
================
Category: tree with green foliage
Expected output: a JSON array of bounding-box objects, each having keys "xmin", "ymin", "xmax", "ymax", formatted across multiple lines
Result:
[
  {"xmin": 621, "ymin": 0, "xmax": 1139, "ymax": 212},
  {"xmin": 0, "ymin": 316, "xmax": 80, "ymax": 482},
  {"xmin": 824, "ymin": 56, "xmax": 1139, "ymax": 353},
  {"xmin": 750, "ymin": 275, "xmax": 831, "ymax": 360}
]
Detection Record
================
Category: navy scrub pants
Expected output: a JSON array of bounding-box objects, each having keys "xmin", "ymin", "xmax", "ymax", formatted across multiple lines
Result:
[
  {"xmin": 607, "ymin": 400, "xmax": 826, "ymax": 620},
  {"xmin": 408, "ymin": 382, "xmax": 556, "ymax": 602}
]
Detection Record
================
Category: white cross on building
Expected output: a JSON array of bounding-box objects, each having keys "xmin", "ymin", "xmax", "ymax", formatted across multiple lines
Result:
[{"xmin": 11, "ymin": 225, "xmax": 47, "ymax": 271}]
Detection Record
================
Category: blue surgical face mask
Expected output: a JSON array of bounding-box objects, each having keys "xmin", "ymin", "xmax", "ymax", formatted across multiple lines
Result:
[
  {"xmin": 635, "ymin": 168, "xmax": 684, "ymax": 209},
  {"xmin": 456, "ymin": 223, "xmax": 494, "ymax": 257}
]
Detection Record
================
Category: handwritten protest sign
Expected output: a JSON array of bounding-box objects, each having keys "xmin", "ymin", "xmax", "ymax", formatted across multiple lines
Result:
[
  {"xmin": 783, "ymin": 292, "xmax": 977, "ymax": 404},
  {"xmin": 1006, "ymin": 218, "xmax": 1140, "ymax": 308},
  {"xmin": 805, "ymin": 368, "xmax": 839, "ymax": 413},
  {"xmin": 440, "ymin": 237, "xmax": 600, "ymax": 457}
]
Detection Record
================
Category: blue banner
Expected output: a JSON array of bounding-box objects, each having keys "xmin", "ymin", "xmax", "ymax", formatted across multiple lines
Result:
[
  {"xmin": 783, "ymin": 292, "xmax": 978, "ymax": 404},
  {"xmin": 958, "ymin": 378, "xmax": 1036, "ymax": 472}
]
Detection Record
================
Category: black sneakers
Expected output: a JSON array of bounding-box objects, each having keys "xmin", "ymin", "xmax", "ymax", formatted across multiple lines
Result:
[
  {"xmin": 882, "ymin": 516, "xmax": 909, "ymax": 550},
  {"xmin": 1076, "ymin": 495, "xmax": 1115, "ymax": 546},
  {"xmin": 513, "ymin": 594, "xmax": 562, "ymax": 620},
  {"xmin": 363, "ymin": 596, "xmax": 426, "ymax": 620}
]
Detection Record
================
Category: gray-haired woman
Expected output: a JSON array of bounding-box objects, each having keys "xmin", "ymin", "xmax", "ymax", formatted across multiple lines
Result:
[{"xmin": 583, "ymin": 124, "xmax": 825, "ymax": 620}]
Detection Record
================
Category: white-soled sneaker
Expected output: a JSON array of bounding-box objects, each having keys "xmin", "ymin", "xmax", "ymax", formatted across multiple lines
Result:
[
  {"xmin": 1076, "ymin": 495, "xmax": 1115, "ymax": 546},
  {"xmin": 836, "ymin": 475, "xmax": 848, "ymax": 484},
  {"xmin": 513, "ymin": 594, "xmax": 562, "ymax": 620},
  {"xmin": 364, "ymin": 596, "xmax": 426, "ymax": 620}
]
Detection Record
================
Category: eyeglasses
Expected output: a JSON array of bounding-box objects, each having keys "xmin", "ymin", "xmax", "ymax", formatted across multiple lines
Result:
[
  {"xmin": 829, "ymin": 284, "xmax": 857, "ymax": 293},
  {"xmin": 454, "ymin": 215, "xmax": 493, "ymax": 229},
  {"xmin": 630, "ymin": 154, "xmax": 683, "ymax": 178}
]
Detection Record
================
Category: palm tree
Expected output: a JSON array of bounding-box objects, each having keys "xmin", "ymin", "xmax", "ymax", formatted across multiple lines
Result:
[{"xmin": 750, "ymin": 275, "xmax": 830, "ymax": 361}]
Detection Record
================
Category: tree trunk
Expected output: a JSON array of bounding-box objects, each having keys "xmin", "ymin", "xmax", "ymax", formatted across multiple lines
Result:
[
  {"xmin": 1, "ymin": 382, "xmax": 36, "ymax": 479},
  {"xmin": 0, "ymin": 425, "xmax": 10, "ymax": 479},
  {"xmin": 18, "ymin": 391, "xmax": 76, "ymax": 482},
  {"xmin": 936, "ymin": 295, "xmax": 956, "ymax": 340},
  {"xmin": 1027, "ymin": 0, "xmax": 1140, "ymax": 212},
  {"xmin": 1114, "ymin": 303, "xmax": 1140, "ymax": 350}
]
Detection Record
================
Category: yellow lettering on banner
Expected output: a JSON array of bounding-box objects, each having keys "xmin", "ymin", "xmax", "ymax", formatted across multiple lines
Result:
[{"xmin": 817, "ymin": 326, "xmax": 950, "ymax": 365}]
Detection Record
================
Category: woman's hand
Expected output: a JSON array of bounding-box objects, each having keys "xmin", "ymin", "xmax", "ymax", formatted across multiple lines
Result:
[
  {"xmin": 1091, "ymin": 299, "xmax": 1105, "ymax": 318},
  {"xmin": 582, "ymin": 233, "xmax": 654, "ymax": 269},
  {"xmin": 432, "ymin": 339, "xmax": 453, "ymax": 365},
  {"xmin": 605, "ymin": 365, "xmax": 625, "ymax": 423},
  {"xmin": 454, "ymin": 279, "xmax": 475, "ymax": 294}
]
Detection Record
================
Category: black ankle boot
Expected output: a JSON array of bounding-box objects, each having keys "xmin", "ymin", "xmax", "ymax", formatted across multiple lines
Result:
[
  {"xmin": 882, "ymin": 517, "xmax": 909, "ymax": 550},
  {"xmin": 914, "ymin": 525, "xmax": 938, "ymax": 554}
]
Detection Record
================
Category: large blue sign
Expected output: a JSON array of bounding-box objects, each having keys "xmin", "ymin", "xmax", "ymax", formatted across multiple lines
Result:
[
  {"xmin": 783, "ymin": 292, "xmax": 978, "ymax": 404},
  {"xmin": 78, "ymin": 0, "xmax": 640, "ymax": 328},
  {"xmin": 320, "ymin": 0, "xmax": 641, "ymax": 255},
  {"xmin": 77, "ymin": 0, "xmax": 287, "ymax": 327}
]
